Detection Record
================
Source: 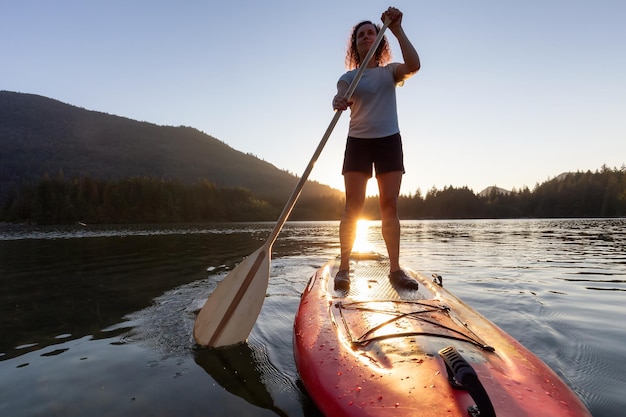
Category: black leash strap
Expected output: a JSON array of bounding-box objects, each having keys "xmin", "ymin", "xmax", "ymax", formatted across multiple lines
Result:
[{"xmin": 439, "ymin": 345, "xmax": 497, "ymax": 417}]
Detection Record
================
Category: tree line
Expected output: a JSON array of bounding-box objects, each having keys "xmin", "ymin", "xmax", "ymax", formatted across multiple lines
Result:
[
  {"xmin": 0, "ymin": 176, "xmax": 277, "ymax": 224},
  {"xmin": 385, "ymin": 165, "xmax": 625, "ymax": 220},
  {"xmin": 1, "ymin": 166, "xmax": 625, "ymax": 225}
]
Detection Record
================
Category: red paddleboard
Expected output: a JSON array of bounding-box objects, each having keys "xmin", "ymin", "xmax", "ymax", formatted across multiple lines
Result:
[{"xmin": 293, "ymin": 255, "xmax": 592, "ymax": 417}]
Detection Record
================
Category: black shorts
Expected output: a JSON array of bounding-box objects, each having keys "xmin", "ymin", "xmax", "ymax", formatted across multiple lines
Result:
[{"xmin": 342, "ymin": 133, "xmax": 405, "ymax": 177}]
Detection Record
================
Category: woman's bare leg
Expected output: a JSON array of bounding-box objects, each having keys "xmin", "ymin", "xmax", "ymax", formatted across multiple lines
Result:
[
  {"xmin": 376, "ymin": 171, "xmax": 403, "ymax": 272},
  {"xmin": 339, "ymin": 172, "xmax": 369, "ymax": 271}
]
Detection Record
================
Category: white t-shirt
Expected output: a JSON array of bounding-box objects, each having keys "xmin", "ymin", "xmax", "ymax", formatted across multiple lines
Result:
[{"xmin": 339, "ymin": 63, "xmax": 401, "ymax": 139}]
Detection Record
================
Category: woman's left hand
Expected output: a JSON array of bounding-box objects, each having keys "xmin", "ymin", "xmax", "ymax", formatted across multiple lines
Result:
[{"xmin": 382, "ymin": 7, "xmax": 403, "ymax": 29}]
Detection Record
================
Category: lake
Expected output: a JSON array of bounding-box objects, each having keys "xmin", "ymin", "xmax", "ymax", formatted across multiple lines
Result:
[{"xmin": 1, "ymin": 219, "xmax": 624, "ymax": 416}]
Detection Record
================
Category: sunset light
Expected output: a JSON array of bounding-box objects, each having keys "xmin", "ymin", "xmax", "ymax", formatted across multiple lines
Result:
[{"xmin": 352, "ymin": 219, "xmax": 375, "ymax": 254}]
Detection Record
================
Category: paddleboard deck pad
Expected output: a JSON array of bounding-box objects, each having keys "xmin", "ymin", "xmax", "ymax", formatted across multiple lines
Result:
[{"xmin": 293, "ymin": 255, "xmax": 591, "ymax": 417}]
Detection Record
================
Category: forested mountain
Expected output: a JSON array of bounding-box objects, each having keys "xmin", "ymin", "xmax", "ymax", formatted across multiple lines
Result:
[
  {"xmin": 1, "ymin": 91, "xmax": 624, "ymax": 224},
  {"xmin": 0, "ymin": 91, "xmax": 341, "ymax": 206}
]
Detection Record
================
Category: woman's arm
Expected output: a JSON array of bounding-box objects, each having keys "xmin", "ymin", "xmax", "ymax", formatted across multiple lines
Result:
[{"xmin": 384, "ymin": 8, "xmax": 421, "ymax": 83}]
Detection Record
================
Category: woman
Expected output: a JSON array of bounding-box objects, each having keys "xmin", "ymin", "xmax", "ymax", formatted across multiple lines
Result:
[{"xmin": 333, "ymin": 7, "xmax": 421, "ymax": 290}]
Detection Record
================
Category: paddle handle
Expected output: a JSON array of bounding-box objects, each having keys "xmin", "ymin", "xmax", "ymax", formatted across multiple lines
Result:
[{"xmin": 266, "ymin": 20, "xmax": 390, "ymax": 246}]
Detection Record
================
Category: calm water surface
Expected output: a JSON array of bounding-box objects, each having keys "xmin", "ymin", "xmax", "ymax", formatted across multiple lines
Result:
[{"xmin": 1, "ymin": 219, "xmax": 624, "ymax": 416}]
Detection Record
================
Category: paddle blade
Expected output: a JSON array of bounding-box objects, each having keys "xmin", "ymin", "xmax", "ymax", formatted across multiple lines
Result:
[{"xmin": 193, "ymin": 245, "xmax": 270, "ymax": 347}]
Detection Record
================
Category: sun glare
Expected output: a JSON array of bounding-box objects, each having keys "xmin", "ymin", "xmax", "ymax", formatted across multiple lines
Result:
[{"xmin": 352, "ymin": 219, "xmax": 375, "ymax": 254}]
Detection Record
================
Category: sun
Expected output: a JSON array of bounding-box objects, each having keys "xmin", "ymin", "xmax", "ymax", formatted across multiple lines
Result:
[{"xmin": 352, "ymin": 218, "xmax": 375, "ymax": 254}]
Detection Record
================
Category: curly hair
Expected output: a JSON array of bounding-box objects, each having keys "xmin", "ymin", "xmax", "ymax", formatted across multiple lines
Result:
[{"xmin": 345, "ymin": 20, "xmax": 392, "ymax": 70}]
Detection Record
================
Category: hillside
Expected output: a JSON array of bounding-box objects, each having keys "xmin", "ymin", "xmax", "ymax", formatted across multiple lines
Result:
[
  {"xmin": 478, "ymin": 186, "xmax": 511, "ymax": 198},
  {"xmin": 0, "ymin": 91, "xmax": 342, "ymax": 205},
  {"xmin": 2, "ymin": 91, "xmax": 624, "ymax": 223}
]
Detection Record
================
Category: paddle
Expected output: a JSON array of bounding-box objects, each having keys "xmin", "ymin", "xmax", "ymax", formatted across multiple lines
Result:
[{"xmin": 194, "ymin": 18, "xmax": 391, "ymax": 348}]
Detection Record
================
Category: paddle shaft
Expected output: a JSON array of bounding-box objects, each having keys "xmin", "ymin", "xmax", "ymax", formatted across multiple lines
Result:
[
  {"xmin": 266, "ymin": 20, "xmax": 390, "ymax": 247},
  {"xmin": 193, "ymin": 19, "xmax": 390, "ymax": 347}
]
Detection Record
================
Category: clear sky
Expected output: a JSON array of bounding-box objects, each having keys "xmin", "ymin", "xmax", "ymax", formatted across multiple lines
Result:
[{"xmin": 3, "ymin": 1, "xmax": 625, "ymax": 196}]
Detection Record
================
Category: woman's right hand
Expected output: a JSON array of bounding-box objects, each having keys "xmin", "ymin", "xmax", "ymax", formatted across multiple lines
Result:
[{"xmin": 333, "ymin": 94, "xmax": 351, "ymax": 111}]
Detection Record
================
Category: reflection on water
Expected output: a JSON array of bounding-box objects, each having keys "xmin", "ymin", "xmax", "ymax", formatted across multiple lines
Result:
[
  {"xmin": 1, "ymin": 219, "xmax": 625, "ymax": 416},
  {"xmin": 194, "ymin": 343, "xmax": 289, "ymax": 416}
]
